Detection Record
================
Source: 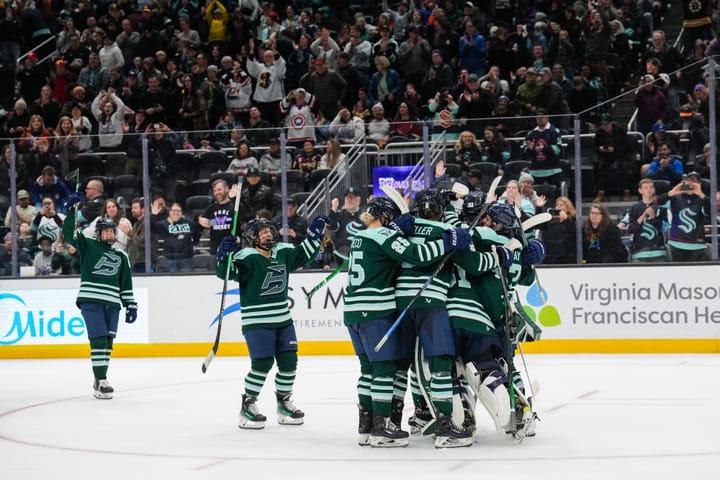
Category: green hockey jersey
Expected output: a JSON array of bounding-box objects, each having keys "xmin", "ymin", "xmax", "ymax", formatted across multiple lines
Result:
[
  {"xmin": 395, "ymin": 218, "xmax": 455, "ymax": 309},
  {"xmin": 344, "ymin": 226, "xmax": 447, "ymax": 325},
  {"xmin": 217, "ymin": 238, "xmax": 320, "ymax": 333},
  {"xmin": 62, "ymin": 210, "xmax": 135, "ymax": 309}
]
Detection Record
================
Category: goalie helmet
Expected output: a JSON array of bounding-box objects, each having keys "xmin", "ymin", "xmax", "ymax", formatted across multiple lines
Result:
[
  {"xmin": 95, "ymin": 216, "xmax": 116, "ymax": 246},
  {"xmin": 367, "ymin": 196, "xmax": 401, "ymax": 226},
  {"xmin": 487, "ymin": 203, "xmax": 518, "ymax": 236},
  {"xmin": 460, "ymin": 192, "xmax": 486, "ymax": 223},
  {"xmin": 245, "ymin": 218, "xmax": 279, "ymax": 250},
  {"xmin": 412, "ymin": 189, "xmax": 443, "ymax": 220}
]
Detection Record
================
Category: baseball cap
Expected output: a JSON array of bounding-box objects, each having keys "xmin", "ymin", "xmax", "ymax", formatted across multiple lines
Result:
[
  {"xmin": 468, "ymin": 169, "xmax": 483, "ymax": 179},
  {"xmin": 344, "ymin": 187, "xmax": 360, "ymax": 197},
  {"xmin": 286, "ymin": 197, "xmax": 297, "ymax": 206},
  {"xmin": 17, "ymin": 189, "xmax": 29, "ymax": 199},
  {"xmin": 245, "ymin": 167, "xmax": 260, "ymax": 177},
  {"xmin": 526, "ymin": 67, "xmax": 537, "ymax": 75},
  {"xmin": 314, "ymin": 57, "xmax": 326, "ymax": 65},
  {"xmin": 539, "ymin": 67, "xmax": 552, "ymax": 76},
  {"xmin": 686, "ymin": 171, "xmax": 702, "ymax": 181},
  {"xmin": 679, "ymin": 104, "xmax": 694, "ymax": 117},
  {"xmin": 127, "ymin": 69, "xmax": 138, "ymax": 76},
  {"xmin": 467, "ymin": 73, "xmax": 480, "ymax": 81},
  {"xmin": 652, "ymin": 121, "xmax": 666, "ymax": 133}
]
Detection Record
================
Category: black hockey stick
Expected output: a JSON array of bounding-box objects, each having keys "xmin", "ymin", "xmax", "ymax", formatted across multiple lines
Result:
[
  {"xmin": 374, "ymin": 175, "xmax": 503, "ymax": 352},
  {"xmin": 201, "ymin": 179, "xmax": 243, "ymax": 373}
]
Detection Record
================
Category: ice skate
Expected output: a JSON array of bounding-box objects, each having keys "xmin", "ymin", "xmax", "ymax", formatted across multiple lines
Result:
[
  {"xmin": 358, "ymin": 405, "xmax": 372, "ymax": 446},
  {"xmin": 408, "ymin": 408, "xmax": 433, "ymax": 435},
  {"xmin": 434, "ymin": 415, "xmax": 474, "ymax": 448},
  {"xmin": 276, "ymin": 392, "xmax": 304, "ymax": 425},
  {"xmin": 369, "ymin": 416, "xmax": 409, "ymax": 448},
  {"xmin": 239, "ymin": 394, "xmax": 266, "ymax": 430},
  {"xmin": 93, "ymin": 378, "xmax": 113, "ymax": 400},
  {"xmin": 390, "ymin": 397, "xmax": 404, "ymax": 427}
]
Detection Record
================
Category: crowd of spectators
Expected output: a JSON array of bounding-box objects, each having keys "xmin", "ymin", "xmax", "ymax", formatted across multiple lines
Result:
[{"xmin": 0, "ymin": 0, "xmax": 718, "ymax": 274}]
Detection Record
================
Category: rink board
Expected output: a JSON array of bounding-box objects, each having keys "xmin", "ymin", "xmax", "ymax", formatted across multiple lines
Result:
[{"xmin": 1, "ymin": 264, "xmax": 719, "ymax": 357}]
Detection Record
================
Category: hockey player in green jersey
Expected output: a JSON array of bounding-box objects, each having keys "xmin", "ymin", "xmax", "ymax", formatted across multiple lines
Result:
[
  {"xmin": 394, "ymin": 188, "xmax": 485, "ymax": 448},
  {"xmin": 216, "ymin": 215, "xmax": 328, "ymax": 429},
  {"xmin": 62, "ymin": 205, "xmax": 137, "ymax": 400},
  {"xmin": 452, "ymin": 200, "xmax": 545, "ymax": 441},
  {"xmin": 344, "ymin": 196, "xmax": 471, "ymax": 447}
]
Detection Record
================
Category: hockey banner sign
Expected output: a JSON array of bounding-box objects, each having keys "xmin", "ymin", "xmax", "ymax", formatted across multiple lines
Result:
[{"xmin": 0, "ymin": 288, "xmax": 150, "ymax": 346}]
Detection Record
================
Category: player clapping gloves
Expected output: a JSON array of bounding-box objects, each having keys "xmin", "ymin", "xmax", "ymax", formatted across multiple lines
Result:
[{"xmin": 521, "ymin": 239, "xmax": 546, "ymax": 265}]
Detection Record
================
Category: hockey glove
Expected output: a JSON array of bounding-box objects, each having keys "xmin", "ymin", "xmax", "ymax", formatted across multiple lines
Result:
[
  {"xmin": 388, "ymin": 213, "xmax": 415, "ymax": 235},
  {"xmin": 441, "ymin": 228, "xmax": 471, "ymax": 252},
  {"xmin": 125, "ymin": 302, "xmax": 138, "ymax": 324},
  {"xmin": 217, "ymin": 235, "xmax": 241, "ymax": 262},
  {"xmin": 64, "ymin": 192, "xmax": 84, "ymax": 210},
  {"xmin": 521, "ymin": 239, "xmax": 546, "ymax": 265},
  {"xmin": 494, "ymin": 246, "xmax": 514, "ymax": 269},
  {"xmin": 307, "ymin": 214, "xmax": 331, "ymax": 241}
]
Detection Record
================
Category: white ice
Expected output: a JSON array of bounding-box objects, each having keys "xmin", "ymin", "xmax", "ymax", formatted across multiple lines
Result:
[{"xmin": 1, "ymin": 354, "xmax": 719, "ymax": 480}]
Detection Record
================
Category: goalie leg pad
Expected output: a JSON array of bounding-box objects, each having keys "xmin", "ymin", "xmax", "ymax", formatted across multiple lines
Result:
[{"xmin": 477, "ymin": 369, "xmax": 512, "ymax": 433}]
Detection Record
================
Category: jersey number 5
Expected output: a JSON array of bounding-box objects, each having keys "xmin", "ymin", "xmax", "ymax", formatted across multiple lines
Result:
[{"xmin": 348, "ymin": 252, "xmax": 365, "ymax": 287}]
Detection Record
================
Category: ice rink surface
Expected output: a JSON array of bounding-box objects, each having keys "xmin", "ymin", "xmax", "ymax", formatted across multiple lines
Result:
[{"xmin": 2, "ymin": 354, "xmax": 719, "ymax": 480}]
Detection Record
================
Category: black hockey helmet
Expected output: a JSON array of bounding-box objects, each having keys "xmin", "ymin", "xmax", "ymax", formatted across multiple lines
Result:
[
  {"xmin": 460, "ymin": 191, "xmax": 486, "ymax": 222},
  {"xmin": 412, "ymin": 189, "xmax": 443, "ymax": 220},
  {"xmin": 367, "ymin": 196, "xmax": 401, "ymax": 226},
  {"xmin": 487, "ymin": 203, "xmax": 518, "ymax": 236},
  {"xmin": 245, "ymin": 218, "xmax": 279, "ymax": 250},
  {"xmin": 95, "ymin": 216, "xmax": 116, "ymax": 245}
]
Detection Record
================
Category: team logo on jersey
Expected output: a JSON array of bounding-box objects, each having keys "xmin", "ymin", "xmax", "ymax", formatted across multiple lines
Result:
[
  {"xmin": 260, "ymin": 265, "xmax": 287, "ymax": 296},
  {"xmin": 640, "ymin": 221, "xmax": 657, "ymax": 240},
  {"xmin": 678, "ymin": 208, "xmax": 698, "ymax": 234},
  {"xmin": 291, "ymin": 113, "xmax": 307, "ymax": 129},
  {"xmin": 92, "ymin": 252, "xmax": 123, "ymax": 277}
]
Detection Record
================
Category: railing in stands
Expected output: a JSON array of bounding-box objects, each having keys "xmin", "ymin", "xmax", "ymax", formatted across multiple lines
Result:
[{"xmin": 16, "ymin": 35, "xmax": 58, "ymax": 67}]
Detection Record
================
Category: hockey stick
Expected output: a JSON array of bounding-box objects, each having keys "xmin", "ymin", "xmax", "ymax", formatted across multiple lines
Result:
[
  {"xmin": 69, "ymin": 168, "xmax": 81, "ymax": 230},
  {"xmin": 374, "ymin": 175, "xmax": 503, "ymax": 352},
  {"xmin": 493, "ymin": 247, "xmax": 519, "ymax": 437},
  {"xmin": 304, "ymin": 259, "xmax": 349, "ymax": 299},
  {"xmin": 515, "ymin": 211, "xmax": 549, "ymax": 304},
  {"xmin": 380, "ymin": 185, "xmax": 410, "ymax": 214},
  {"xmin": 201, "ymin": 178, "xmax": 243, "ymax": 373}
]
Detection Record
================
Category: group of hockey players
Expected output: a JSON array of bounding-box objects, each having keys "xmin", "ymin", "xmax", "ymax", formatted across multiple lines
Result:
[
  {"xmin": 343, "ymin": 183, "xmax": 545, "ymax": 448},
  {"xmin": 63, "ymin": 174, "xmax": 544, "ymax": 449}
]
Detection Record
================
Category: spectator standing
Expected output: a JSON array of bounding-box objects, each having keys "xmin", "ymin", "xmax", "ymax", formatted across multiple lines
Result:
[
  {"xmin": 31, "ymin": 166, "xmax": 71, "ymax": 214},
  {"xmin": 154, "ymin": 202, "xmax": 197, "ymax": 272},
  {"xmin": 91, "ymin": 88, "xmax": 125, "ymax": 152},
  {"xmin": 246, "ymin": 40, "xmax": 286, "ymax": 127},
  {"xmin": 523, "ymin": 109, "xmax": 564, "ymax": 189},
  {"xmin": 272, "ymin": 197, "xmax": 308, "ymax": 246},
  {"xmin": 664, "ymin": 171, "xmax": 710, "ymax": 261},
  {"xmin": 397, "ymin": 26, "xmax": 431, "ymax": 93},
  {"xmin": 540, "ymin": 196, "xmax": 577, "ymax": 264},
  {"xmin": 328, "ymin": 186, "xmax": 365, "ymax": 261},
  {"xmin": 82, "ymin": 198, "xmax": 132, "ymax": 253},
  {"xmin": 199, "ymin": 179, "xmax": 236, "ymax": 255},
  {"xmin": 306, "ymin": 57, "xmax": 346, "ymax": 120},
  {"xmin": 238, "ymin": 167, "xmax": 276, "ymax": 226},
  {"xmin": 593, "ymin": 114, "xmax": 632, "ymax": 202},
  {"xmin": 458, "ymin": 19, "xmax": 487, "ymax": 77},
  {"xmin": 279, "ymin": 88, "xmax": 318, "ymax": 149},
  {"xmin": 583, "ymin": 203, "xmax": 627, "ymax": 263},
  {"xmin": 626, "ymin": 178, "xmax": 668, "ymax": 262}
]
